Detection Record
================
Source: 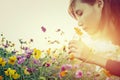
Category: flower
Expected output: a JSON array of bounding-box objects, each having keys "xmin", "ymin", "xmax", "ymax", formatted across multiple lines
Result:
[
  {"xmin": 41, "ymin": 26, "xmax": 46, "ymax": 32},
  {"xmin": 12, "ymin": 73, "xmax": 20, "ymax": 79},
  {"xmin": 61, "ymin": 64, "xmax": 72, "ymax": 71},
  {"xmin": 74, "ymin": 27, "xmax": 83, "ymax": 36},
  {"xmin": 46, "ymin": 48, "xmax": 51, "ymax": 55},
  {"xmin": 5, "ymin": 68, "xmax": 16, "ymax": 76},
  {"xmin": 4, "ymin": 68, "xmax": 20, "ymax": 79},
  {"xmin": 59, "ymin": 70, "xmax": 68, "ymax": 78},
  {"xmin": 17, "ymin": 57, "xmax": 26, "ymax": 64},
  {"xmin": 0, "ymin": 76, "xmax": 3, "ymax": 80},
  {"xmin": 24, "ymin": 68, "xmax": 30, "ymax": 75},
  {"xmin": 69, "ymin": 54, "xmax": 74, "ymax": 60},
  {"xmin": 102, "ymin": 69, "xmax": 111, "ymax": 77},
  {"xmin": 25, "ymin": 48, "xmax": 33, "ymax": 58},
  {"xmin": 32, "ymin": 48, "xmax": 41, "ymax": 60},
  {"xmin": 75, "ymin": 70, "xmax": 83, "ymax": 78},
  {"xmin": 0, "ymin": 57, "xmax": 6, "ymax": 67},
  {"xmin": 8, "ymin": 56, "xmax": 17, "ymax": 65},
  {"xmin": 27, "ymin": 68, "xmax": 36, "ymax": 73}
]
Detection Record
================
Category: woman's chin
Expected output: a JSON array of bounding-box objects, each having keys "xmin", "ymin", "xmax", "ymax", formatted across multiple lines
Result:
[{"xmin": 85, "ymin": 29, "xmax": 96, "ymax": 35}]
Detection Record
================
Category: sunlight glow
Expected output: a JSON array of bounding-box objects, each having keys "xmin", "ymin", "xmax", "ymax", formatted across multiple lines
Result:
[{"xmin": 74, "ymin": 27, "xmax": 119, "ymax": 54}]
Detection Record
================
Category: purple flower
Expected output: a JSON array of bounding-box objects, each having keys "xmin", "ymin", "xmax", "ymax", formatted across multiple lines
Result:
[
  {"xmin": 25, "ymin": 48, "xmax": 33, "ymax": 58},
  {"xmin": 17, "ymin": 57, "xmax": 26, "ymax": 64},
  {"xmin": 27, "ymin": 68, "xmax": 36, "ymax": 73},
  {"xmin": 33, "ymin": 59, "xmax": 42, "ymax": 66},
  {"xmin": 75, "ymin": 70, "xmax": 83, "ymax": 78},
  {"xmin": 25, "ymin": 48, "xmax": 33, "ymax": 54},
  {"xmin": 17, "ymin": 56, "xmax": 23, "ymax": 60},
  {"xmin": 41, "ymin": 26, "xmax": 46, "ymax": 32}
]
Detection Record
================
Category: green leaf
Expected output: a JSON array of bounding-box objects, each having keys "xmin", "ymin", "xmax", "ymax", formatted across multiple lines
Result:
[{"xmin": 39, "ymin": 76, "xmax": 46, "ymax": 80}]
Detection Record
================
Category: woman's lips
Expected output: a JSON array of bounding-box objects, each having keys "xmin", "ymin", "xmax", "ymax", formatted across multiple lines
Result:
[{"xmin": 80, "ymin": 26, "xmax": 87, "ymax": 30}]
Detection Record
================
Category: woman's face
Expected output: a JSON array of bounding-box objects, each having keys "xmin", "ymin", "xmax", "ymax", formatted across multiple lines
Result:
[{"xmin": 73, "ymin": 0, "xmax": 103, "ymax": 34}]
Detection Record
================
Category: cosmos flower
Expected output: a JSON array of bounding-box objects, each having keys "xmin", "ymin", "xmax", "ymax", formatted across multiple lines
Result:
[
  {"xmin": 41, "ymin": 26, "xmax": 46, "ymax": 32},
  {"xmin": 59, "ymin": 70, "xmax": 68, "ymax": 78},
  {"xmin": 75, "ymin": 70, "xmax": 83, "ymax": 78}
]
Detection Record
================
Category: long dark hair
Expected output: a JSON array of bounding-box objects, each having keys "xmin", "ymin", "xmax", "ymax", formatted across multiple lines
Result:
[{"xmin": 68, "ymin": 0, "xmax": 120, "ymax": 32}]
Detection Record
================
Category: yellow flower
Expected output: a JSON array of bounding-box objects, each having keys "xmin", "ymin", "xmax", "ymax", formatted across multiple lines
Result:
[
  {"xmin": 0, "ymin": 76, "xmax": 3, "ymax": 80},
  {"xmin": 4, "ymin": 70, "xmax": 9, "ymax": 76},
  {"xmin": 1, "ymin": 61, "xmax": 6, "ymax": 67},
  {"xmin": 24, "ymin": 68, "xmax": 30, "ymax": 75},
  {"xmin": 53, "ymin": 53, "xmax": 58, "ymax": 58},
  {"xmin": 32, "ymin": 48, "xmax": 41, "ymax": 59},
  {"xmin": 0, "ymin": 58, "xmax": 2, "ymax": 63},
  {"xmin": 12, "ymin": 73, "xmax": 20, "ymax": 79},
  {"xmin": 0, "ymin": 57, "xmax": 6, "ymax": 67},
  {"xmin": 46, "ymin": 48, "xmax": 51, "ymax": 55},
  {"xmin": 74, "ymin": 27, "xmax": 83, "ymax": 36},
  {"xmin": 5, "ymin": 68, "xmax": 16, "ymax": 76},
  {"xmin": 8, "ymin": 56, "xmax": 17, "ymax": 65}
]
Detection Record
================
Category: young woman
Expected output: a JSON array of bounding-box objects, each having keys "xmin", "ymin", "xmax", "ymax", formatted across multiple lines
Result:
[{"xmin": 68, "ymin": 0, "xmax": 120, "ymax": 76}]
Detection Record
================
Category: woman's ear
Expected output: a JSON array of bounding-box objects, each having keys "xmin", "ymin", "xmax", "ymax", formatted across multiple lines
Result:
[{"xmin": 96, "ymin": 0, "xmax": 104, "ymax": 8}]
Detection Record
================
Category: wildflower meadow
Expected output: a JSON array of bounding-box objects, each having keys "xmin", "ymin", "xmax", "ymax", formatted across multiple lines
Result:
[{"xmin": 0, "ymin": 27, "xmax": 120, "ymax": 80}]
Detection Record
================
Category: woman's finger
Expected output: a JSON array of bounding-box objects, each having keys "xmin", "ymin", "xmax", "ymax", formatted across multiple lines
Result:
[{"xmin": 68, "ymin": 43, "xmax": 78, "ymax": 49}]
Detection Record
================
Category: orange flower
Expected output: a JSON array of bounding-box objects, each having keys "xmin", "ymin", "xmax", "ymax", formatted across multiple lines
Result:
[
  {"xmin": 74, "ymin": 27, "xmax": 83, "ymax": 36},
  {"xmin": 0, "ymin": 76, "xmax": 3, "ymax": 80},
  {"xmin": 60, "ymin": 70, "xmax": 68, "ymax": 77},
  {"xmin": 69, "ymin": 54, "xmax": 74, "ymax": 60},
  {"xmin": 102, "ymin": 69, "xmax": 112, "ymax": 77}
]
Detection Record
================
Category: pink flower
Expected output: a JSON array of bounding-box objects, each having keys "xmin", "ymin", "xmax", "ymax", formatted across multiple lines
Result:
[
  {"xmin": 75, "ymin": 70, "xmax": 83, "ymax": 78},
  {"xmin": 61, "ymin": 65, "xmax": 66, "ymax": 71},
  {"xmin": 61, "ymin": 64, "xmax": 72, "ymax": 71}
]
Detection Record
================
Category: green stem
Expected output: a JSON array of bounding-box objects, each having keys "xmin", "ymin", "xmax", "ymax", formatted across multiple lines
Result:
[{"xmin": 10, "ymin": 75, "xmax": 12, "ymax": 80}]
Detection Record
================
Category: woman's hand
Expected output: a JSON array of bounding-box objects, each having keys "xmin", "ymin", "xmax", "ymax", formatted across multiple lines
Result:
[{"xmin": 68, "ymin": 40, "xmax": 90, "ymax": 61}]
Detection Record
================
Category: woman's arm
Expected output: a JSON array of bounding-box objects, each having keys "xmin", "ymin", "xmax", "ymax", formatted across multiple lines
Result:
[
  {"xmin": 90, "ymin": 54, "xmax": 120, "ymax": 76},
  {"xmin": 105, "ymin": 59, "xmax": 120, "ymax": 76},
  {"xmin": 68, "ymin": 40, "xmax": 120, "ymax": 77}
]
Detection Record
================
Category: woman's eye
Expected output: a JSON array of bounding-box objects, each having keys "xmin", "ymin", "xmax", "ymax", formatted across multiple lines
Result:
[{"xmin": 76, "ymin": 10, "xmax": 83, "ymax": 16}]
